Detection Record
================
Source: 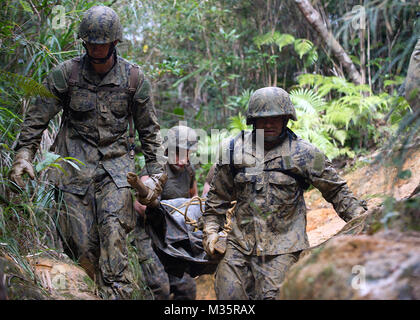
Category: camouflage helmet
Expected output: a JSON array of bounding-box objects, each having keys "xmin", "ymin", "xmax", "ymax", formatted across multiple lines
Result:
[
  {"xmin": 246, "ymin": 87, "xmax": 297, "ymax": 124},
  {"xmin": 164, "ymin": 125, "xmax": 198, "ymax": 152},
  {"xmin": 78, "ymin": 6, "xmax": 123, "ymax": 44}
]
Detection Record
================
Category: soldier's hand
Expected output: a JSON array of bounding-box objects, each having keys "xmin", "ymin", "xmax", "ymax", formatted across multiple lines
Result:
[
  {"xmin": 127, "ymin": 172, "xmax": 168, "ymax": 207},
  {"xmin": 203, "ymin": 232, "xmax": 219, "ymax": 256},
  {"xmin": 9, "ymin": 149, "xmax": 35, "ymax": 191},
  {"xmin": 134, "ymin": 199, "xmax": 147, "ymax": 218}
]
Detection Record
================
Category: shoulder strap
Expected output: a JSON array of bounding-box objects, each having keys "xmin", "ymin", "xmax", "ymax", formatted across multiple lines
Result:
[{"xmin": 68, "ymin": 57, "xmax": 81, "ymax": 95}]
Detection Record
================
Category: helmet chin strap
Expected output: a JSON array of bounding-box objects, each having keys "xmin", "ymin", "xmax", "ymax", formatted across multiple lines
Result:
[{"xmin": 83, "ymin": 42, "xmax": 116, "ymax": 64}]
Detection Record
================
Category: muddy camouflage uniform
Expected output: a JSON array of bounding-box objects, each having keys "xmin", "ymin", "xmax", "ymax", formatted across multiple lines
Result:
[
  {"xmin": 14, "ymin": 6, "xmax": 164, "ymax": 299},
  {"xmin": 203, "ymin": 87, "xmax": 367, "ymax": 300},
  {"xmin": 133, "ymin": 162, "xmax": 197, "ymax": 300},
  {"xmin": 405, "ymin": 38, "xmax": 420, "ymax": 112}
]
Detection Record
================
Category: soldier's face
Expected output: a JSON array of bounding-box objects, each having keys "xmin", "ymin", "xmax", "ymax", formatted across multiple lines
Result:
[
  {"xmin": 168, "ymin": 148, "xmax": 190, "ymax": 172},
  {"xmin": 85, "ymin": 42, "xmax": 113, "ymax": 59},
  {"xmin": 255, "ymin": 116, "xmax": 285, "ymax": 138}
]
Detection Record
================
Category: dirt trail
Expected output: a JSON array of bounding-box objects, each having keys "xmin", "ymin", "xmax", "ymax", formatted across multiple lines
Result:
[{"xmin": 195, "ymin": 147, "xmax": 420, "ymax": 300}]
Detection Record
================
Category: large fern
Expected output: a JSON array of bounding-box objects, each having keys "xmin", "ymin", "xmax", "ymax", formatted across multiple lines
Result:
[
  {"xmin": 0, "ymin": 70, "xmax": 56, "ymax": 99},
  {"xmin": 292, "ymin": 73, "xmax": 409, "ymax": 154},
  {"xmin": 254, "ymin": 31, "xmax": 317, "ymax": 66},
  {"xmin": 289, "ymin": 88, "xmax": 349, "ymax": 159}
]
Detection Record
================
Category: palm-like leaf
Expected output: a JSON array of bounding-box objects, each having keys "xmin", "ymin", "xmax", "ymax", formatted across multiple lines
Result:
[
  {"xmin": 290, "ymin": 88, "xmax": 326, "ymax": 114},
  {"xmin": 0, "ymin": 70, "xmax": 56, "ymax": 99},
  {"xmin": 273, "ymin": 32, "xmax": 295, "ymax": 52},
  {"xmin": 294, "ymin": 39, "xmax": 314, "ymax": 59}
]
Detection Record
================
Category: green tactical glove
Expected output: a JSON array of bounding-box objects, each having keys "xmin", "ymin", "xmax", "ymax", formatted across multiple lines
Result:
[{"xmin": 9, "ymin": 149, "xmax": 35, "ymax": 191}]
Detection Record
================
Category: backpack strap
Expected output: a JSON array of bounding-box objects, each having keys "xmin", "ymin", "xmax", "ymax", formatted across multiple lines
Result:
[
  {"xmin": 68, "ymin": 57, "xmax": 80, "ymax": 96},
  {"xmin": 127, "ymin": 64, "xmax": 142, "ymax": 159}
]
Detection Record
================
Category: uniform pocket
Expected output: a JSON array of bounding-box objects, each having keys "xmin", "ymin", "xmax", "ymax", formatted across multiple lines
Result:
[
  {"xmin": 69, "ymin": 90, "xmax": 96, "ymax": 113},
  {"xmin": 68, "ymin": 89, "xmax": 97, "ymax": 137},
  {"xmin": 233, "ymin": 171, "xmax": 255, "ymax": 199},
  {"xmin": 267, "ymin": 171, "xmax": 299, "ymax": 206},
  {"xmin": 110, "ymin": 100, "xmax": 129, "ymax": 119},
  {"xmin": 104, "ymin": 93, "xmax": 129, "ymax": 135}
]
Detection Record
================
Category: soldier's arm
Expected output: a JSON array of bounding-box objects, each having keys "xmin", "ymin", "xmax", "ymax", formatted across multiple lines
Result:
[
  {"xmin": 15, "ymin": 63, "xmax": 70, "ymax": 158},
  {"xmin": 203, "ymin": 163, "xmax": 234, "ymax": 231},
  {"xmin": 133, "ymin": 76, "xmax": 164, "ymax": 175},
  {"xmin": 190, "ymin": 180, "xmax": 198, "ymax": 198},
  {"xmin": 188, "ymin": 164, "xmax": 198, "ymax": 197},
  {"xmin": 303, "ymin": 147, "xmax": 367, "ymax": 222}
]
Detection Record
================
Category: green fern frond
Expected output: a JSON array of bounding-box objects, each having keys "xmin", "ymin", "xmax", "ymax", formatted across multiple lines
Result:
[
  {"xmin": 253, "ymin": 32, "xmax": 277, "ymax": 48},
  {"xmin": 254, "ymin": 31, "xmax": 295, "ymax": 52},
  {"xmin": 0, "ymin": 70, "xmax": 56, "ymax": 99},
  {"xmin": 273, "ymin": 33, "xmax": 295, "ymax": 51},
  {"xmin": 304, "ymin": 48, "xmax": 318, "ymax": 67},
  {"xmin": 294, "ymin": 39, "xmax": 313, "ymax": 59},
  {"xmin": 228, "ymin": 113, "xmax": 249, "ymax": 134},
  {"xmin": 384, "ymin": 76, "xmax": 405, "ymax": 89},
  {"xmin": 331, "ymin": 129, "xmax": 347, "ymax": 146},
  {"xmin": 296, "ymin": 73, "xmax": 324, "ymax": 87},
  {"xmin": 325, "ymin": 104, "xmax": 356, "ymax": 128},
  {"xmin": 290, "ymin": 88, "xmax": 326, "ymax": 114}
]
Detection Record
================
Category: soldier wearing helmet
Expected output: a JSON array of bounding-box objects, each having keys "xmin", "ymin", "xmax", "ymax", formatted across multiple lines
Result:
[
  {"xmin": 202, "ymin": 87, "xmax": 367, "ymax": 300},
  {"xmin": 132, "ymin": 124, "xmax": 198, "ymax": 300},
  {"xmin": 9, "ymin": 6, "xmax": 165, "ymax": 299}
]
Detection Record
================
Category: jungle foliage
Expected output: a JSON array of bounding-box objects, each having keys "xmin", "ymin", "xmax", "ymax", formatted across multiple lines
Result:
[{"xmin": 0, "ymin": 0, "xmax": 418, "ymax": 298}]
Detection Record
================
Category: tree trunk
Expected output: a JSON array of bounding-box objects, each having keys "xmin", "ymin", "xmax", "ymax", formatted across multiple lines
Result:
[{"xmin": 294, "ymin": 0, "xmax": 363, "ymax": 85}]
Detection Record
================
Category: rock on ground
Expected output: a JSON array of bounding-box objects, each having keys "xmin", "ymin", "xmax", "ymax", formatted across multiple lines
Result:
[
  {"xmin": 278, "ymin": 229, "xmax": 420, "ymax": 300},
  {"xmin": 0, "ymin": 251, "xmax": 99, "ymax": 300}
]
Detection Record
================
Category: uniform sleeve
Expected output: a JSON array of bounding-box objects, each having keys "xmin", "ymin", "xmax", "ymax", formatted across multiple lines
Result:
[
  {"xmin": 15, "ymin": 64, "xmax": 69, "ymax": 158},
  {"xmin": 304, "ymin": 149, "xmax": 367, "ymax": 222},
  {"xmin": 203, "ymin": 162, "xmax": 234, "ymax": 228},
  {"xmin": 133, "ymin": 76, "xmax": 164, "ymax": 175},
  {"xmin": 205, "ymin": 164, "xmax": 216, "ymax": 185}
]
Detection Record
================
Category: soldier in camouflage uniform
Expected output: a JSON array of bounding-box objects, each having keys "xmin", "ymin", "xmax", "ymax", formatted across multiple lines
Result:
[
  {"xmin": 202, "ymin": 87, "xmax": 367, "ymax": 300},
  {"xmin": 132, "ymin": 125, "xmax": 198, "ymax": 300},
  {"xmin": 9, "ymin": 6, "xmax": 165, "ymax": 299},
  {"xmin": 405, "ymin": 37, "xmax": 419, "ymax": 112}
]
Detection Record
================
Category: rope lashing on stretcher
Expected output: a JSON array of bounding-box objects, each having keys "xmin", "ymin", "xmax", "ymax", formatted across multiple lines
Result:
[{"xmin": 160, "ymin": 196, "xmax": 236, "ymax": 234}]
